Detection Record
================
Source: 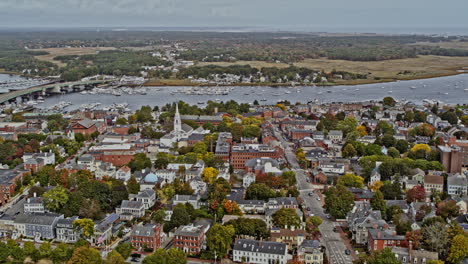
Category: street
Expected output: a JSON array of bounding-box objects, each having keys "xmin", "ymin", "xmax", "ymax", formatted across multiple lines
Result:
[{"xmin": 272, "ymin": 125, "xmax": 353, "ymax": 264}]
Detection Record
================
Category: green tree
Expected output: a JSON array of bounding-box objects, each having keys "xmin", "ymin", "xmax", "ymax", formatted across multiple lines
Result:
[
  {"xmin": 153, "ymin": 209, "xmax": 166, "ymax": 223},
  {"xmin": 245, "ymin": 183, "xmax": 276, "ymax": 200},
  {"xmin": 205, "ymin": 224, "xmax": 236, "ymax": 259},
  {"xmin": 336, "ymin": 117, "xmax": 358, "ymax": 136},
  {"xmin": 68, "ymin": 246, "xmax": 102, "ymax": 264},
  {"xmin": 115, "ymin": 242, "xmax": 134, "ymax": 259},
  {"xmin": 115, "ymin": 118, "xmax": 128, "ymax": 125},
  {"xmin": 387, "ymin": 147, "xmax": 400, "ymax": 158},
  {"xmin": 39, "ymin": 241, "xmax": 53, "ymax": 259},
  {"xmin": 383, "ymin": 96, "xmax": 396, "ymax": 107},
  {"xmin": 74, "ymin": 133, "xmax": 86, "ymax": 143},
  {"xmin": 51, "ymin": 243, "xmax": 73, "ymax": 264},
  {"xmin": 342, "ymin": 143, "xmax": 357, "ymax": 158},
  {"xmin": 272, "ymin": 208, "xmax": 301, "ymax": 228},
  {"xmin": 224, "ymin": 218, "xmax": 269, "ymax": 240},
  {"xmin": 127, "ymin": 176, "xmax": 140, "ymax": 194},
  {"xmin": 395, "ymin": 139, "xmax": 409, "ymax": 153},
  {"xmin": 324, "ymin": 184, "xmax": 355, "ymax": 219},
  {"xmin": 43, "ymin": 186, "xmax": 70, "ymax": 212},
  {"xmin": 105, "ymin": 250, "xmax": 126, "ymax": 264},
  {"xmin": 356, "ymin": 248, "xmax": 400, "ymax": 264},
  {"xmin": 128, "ymin": 153, "xmax": 152, "ymax": 172},
  {"xmin": 37, "ymin": 165, "xmax": 57, "ymax": 186},
  {"xmin": 166, "ymin": 204, "xmax": 191, "ymax": 231},
  {"xmin": 370, "ymin": 191, "xmax": 386, "ymax": 215},
  {"xmin": 143, "ymin": 248, "xmax": 186, "ymax": 264}
]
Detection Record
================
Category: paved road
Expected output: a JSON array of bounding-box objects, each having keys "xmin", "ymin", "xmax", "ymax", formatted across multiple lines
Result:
[{"xmin": 272, "ymin": 124, "xmax": 352, "ymax": 264}]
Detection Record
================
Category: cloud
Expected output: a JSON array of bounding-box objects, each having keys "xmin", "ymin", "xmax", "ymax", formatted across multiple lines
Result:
[{"xmin": 0, "ymin": 0, "xmax": 466, "ymax": 30}]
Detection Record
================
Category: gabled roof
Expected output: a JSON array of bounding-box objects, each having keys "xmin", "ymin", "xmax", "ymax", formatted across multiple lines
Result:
[{"xmin": 234, "ymin": 239, "xmax": 287, "ymax": 255}]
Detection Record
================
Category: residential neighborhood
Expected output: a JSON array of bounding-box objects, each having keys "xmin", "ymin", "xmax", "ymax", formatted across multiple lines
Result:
[{"xmin": 0, "ymin": 96, "xmax": 466, "ymax": 264}]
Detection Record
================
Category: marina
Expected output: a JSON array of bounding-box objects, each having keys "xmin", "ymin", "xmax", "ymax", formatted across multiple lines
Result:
[{"xmin": 1, "ymin": 73, "xmax": 467, "ymax": 112}]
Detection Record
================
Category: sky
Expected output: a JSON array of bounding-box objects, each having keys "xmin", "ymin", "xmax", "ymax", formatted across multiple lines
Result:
[{"xmin": 1, "ymin": 0, "xmax": 467, "ymax": 33}]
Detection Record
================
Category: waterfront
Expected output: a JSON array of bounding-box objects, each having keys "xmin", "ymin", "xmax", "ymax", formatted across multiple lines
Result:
[
  {"xmin": 34, "ymin": 74, "xmax": 467, "ymax": 111},
  {"xmin": 0, "ymin": 74, "xmax": 49, "ymax": 93}
]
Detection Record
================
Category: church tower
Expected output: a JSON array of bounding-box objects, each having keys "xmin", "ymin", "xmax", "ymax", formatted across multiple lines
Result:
[{"xmin": 174, "ymin": 103, "xmax": 182, "ymax": 138}]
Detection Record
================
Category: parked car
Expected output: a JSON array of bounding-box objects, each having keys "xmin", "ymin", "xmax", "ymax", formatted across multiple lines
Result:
[
  {"xmin": 308, "ymin": 192, "xmax": 314, "ymax": 196},
  {"xmin": 345, "ymin": 249, "xmax": 351, "ymax": 255},
  {"xmin": 316, "ymin": 197, "xmax": 321, "ymax": 201}
]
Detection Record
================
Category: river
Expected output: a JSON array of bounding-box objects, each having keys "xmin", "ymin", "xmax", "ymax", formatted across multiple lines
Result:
[
  {"xmin": 2, "ymin": 73, "xmax": 468, "ymax": 111},
  {"xmin": 0, "ymin": 73, "xmax": 49, "ymax": 93}
]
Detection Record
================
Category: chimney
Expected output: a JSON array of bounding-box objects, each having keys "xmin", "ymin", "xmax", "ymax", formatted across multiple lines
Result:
[{"xmin": 377, "ymin": 232, "xmax": 381, "ymax": 239}]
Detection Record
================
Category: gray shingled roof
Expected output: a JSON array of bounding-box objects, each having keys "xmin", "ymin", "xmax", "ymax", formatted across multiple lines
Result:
[{"xmin": 234, "ymin": 239, "xmax": 286, "ymax": 255}]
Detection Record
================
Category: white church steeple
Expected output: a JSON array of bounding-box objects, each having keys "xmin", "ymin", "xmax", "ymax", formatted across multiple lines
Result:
[{"xmin": 174, "ymin": 103, "xmax": 182, "ymax": 138}]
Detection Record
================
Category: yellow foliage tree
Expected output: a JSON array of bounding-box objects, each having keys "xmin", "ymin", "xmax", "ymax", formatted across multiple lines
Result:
[
  {"xmin": 337, "ymin": 173, "xmax": 365, "ymax": 188},
  {"xmin": 275, "ymin": 104, "xmax": 287, "ymax": 111},
  {"xmin": 411, "ymin": 144, "xmax": 431, "ymax": 153},
  {"xmin": 355, "ymin": 125, "xmax": 368, "ymax": 137},
  {"xmin": 369, "ymin": 181, "xmax": 384, "ymax": 192},
  {"xmin": 202, "ymin": 167, "xmax": 219, "ymax": 184}
]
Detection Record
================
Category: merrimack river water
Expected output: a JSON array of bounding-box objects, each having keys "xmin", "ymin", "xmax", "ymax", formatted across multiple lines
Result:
[{"xmin": 2, "ymin": 73, "xmax": 468, "ymax": 111}]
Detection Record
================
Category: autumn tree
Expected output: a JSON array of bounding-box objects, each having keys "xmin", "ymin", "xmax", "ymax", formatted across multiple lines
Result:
[
  {"xmin": 406, "ymin": 185, "xmax": 426, "ymax": 203},
  {"xmin": 436, "ymin": 200, "xmax": 460, "ymax": 220},
  {"xmin": 73, "ymin": 218, "xmax": 95, "ymax": 239},
  {"xmin": 202, "ymin": 167, "xmax": 219, "ymax": 184},
  {"xmin": 68, "ymin": 246, "xmax": 102, "ymax": 264},
  {"xmin": 306, "ymin": 216, "xmax": 322, "ymax": 237},
  {"xmin": 337, "ymin": 173, "xmax": 364, "ymax": 188},
  {"xmin": 447, "ymin": 234, "xmax": 468, "ymax": 264}
]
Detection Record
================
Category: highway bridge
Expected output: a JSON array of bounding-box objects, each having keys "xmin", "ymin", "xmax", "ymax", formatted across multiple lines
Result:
[{"xmin": 0, "ymin": 80, "xmax": 109, "ymax": 104}]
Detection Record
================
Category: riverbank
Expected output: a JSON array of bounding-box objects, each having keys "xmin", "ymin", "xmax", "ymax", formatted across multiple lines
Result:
[{"xmin": 144, "ymin": 70, "xmax": 467, "ymax": 87}]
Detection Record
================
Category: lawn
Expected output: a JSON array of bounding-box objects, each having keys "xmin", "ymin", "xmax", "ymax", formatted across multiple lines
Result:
[{"xmin": 33, "ymin": 47, "xmax": 117, "ymax": 67}]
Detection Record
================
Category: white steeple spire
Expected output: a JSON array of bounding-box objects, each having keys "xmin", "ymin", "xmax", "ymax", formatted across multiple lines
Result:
[{"xmin": 174, "ymin": 103, "xmax": 182, "ymax": 138}]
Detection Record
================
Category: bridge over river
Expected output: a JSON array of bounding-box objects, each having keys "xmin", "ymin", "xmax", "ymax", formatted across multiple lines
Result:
[{"xmin": 0, "ymin": 80, "xmax": 109, "ymax": 104}]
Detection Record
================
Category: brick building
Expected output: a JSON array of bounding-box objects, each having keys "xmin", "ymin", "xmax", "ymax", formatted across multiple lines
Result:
[
  {"xmin": 174, "ymin": 224, "xmax": 206, "ymax": 255},
  {"xmin": 367, "ymin": 229, "xmax": 405, "ymax": 252},
  {"xmin": 215, "ymin": 132, "xmax": 233, "ymax": 162},
  {"xmin": 130, "ymin": 224, "xmax": 161, "ymax": 251},
  {"xmin": 230, "ymin": 144, "xmax": 283, "ymax": 170},
  {"xmin": 71, "ymin": 119, "xmax": 97, "ymax": 136},
  {"xmin": 0, "ymin": 170, "xmax": 25, "ymax": 206}
]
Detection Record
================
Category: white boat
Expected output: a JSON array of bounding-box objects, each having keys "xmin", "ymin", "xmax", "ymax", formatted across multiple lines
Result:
[
  {"xmin": 388, "ymin": 91, "xmax": 393, "ymax": 93},
  {"xmin": 285, "ymin": 91, "xmax": 292, "ymax": 94},
  {"xmin": 410, "ymin": 86, "xmax": 416, "ymax": 89}
]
